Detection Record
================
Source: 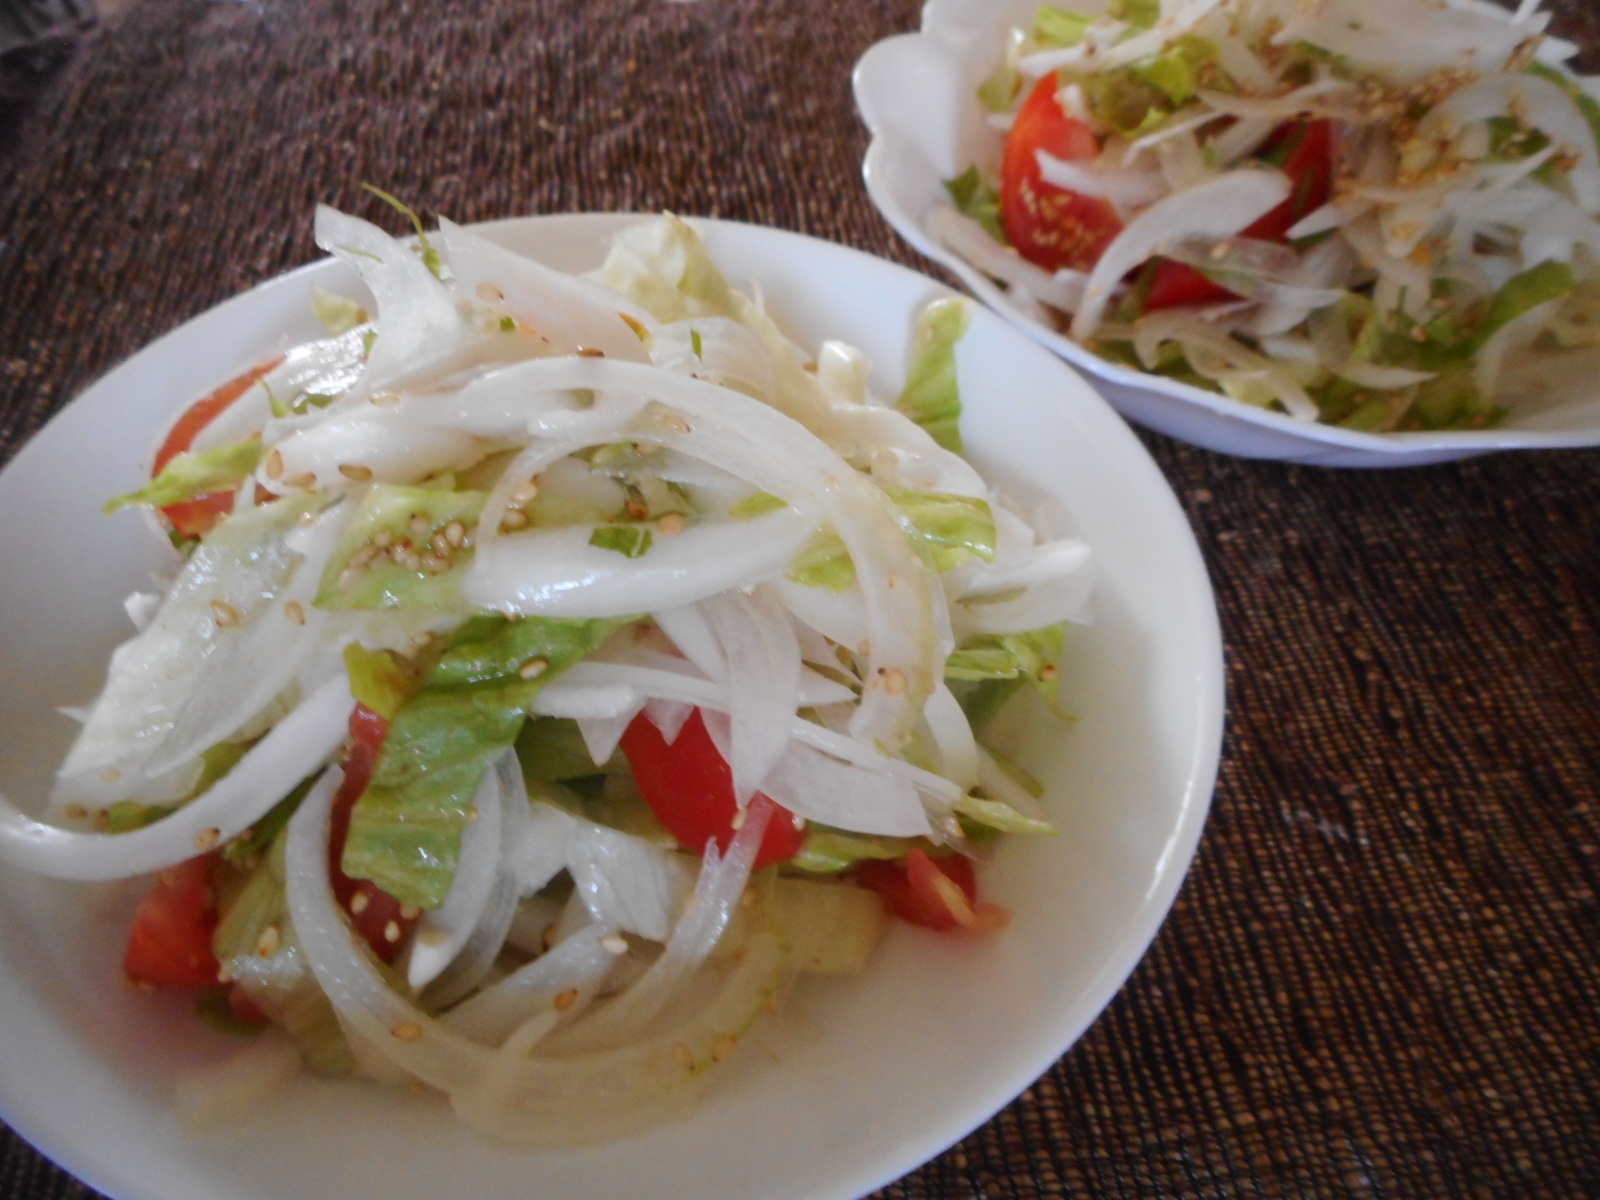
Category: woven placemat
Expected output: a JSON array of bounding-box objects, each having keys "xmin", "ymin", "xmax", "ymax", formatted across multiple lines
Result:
[{"xmin": 2, "ymin": 1, "xmax": 1598, "ymax": 1196}]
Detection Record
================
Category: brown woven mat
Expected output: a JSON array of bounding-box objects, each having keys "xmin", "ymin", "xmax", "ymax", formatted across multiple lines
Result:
[{"xmin": 3, "ymin": 1, "xmax": 1599, "ymax": 1196}]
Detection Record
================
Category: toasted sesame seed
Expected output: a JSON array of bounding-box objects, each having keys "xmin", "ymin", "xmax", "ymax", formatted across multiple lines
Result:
[
  {"xmin": 350, "ymin": 891, "xmax": 370, "ymax": 915},
  {"xmin": 500, "ymin": 507, "xmax": 531, "ymax": 532},
  {"xmin": 339, "ymin": 463, "xmax": 374, "ymax": 481},
  {"xmin": 410, "ymin": 631, "xmax": 433, "ymax": 648},
  {"xmin": 194, "ymin": 827, "xmax": 221, "ymax": 852},
  {"xmin": 619, "ymin": 312, "xmax": 650, "ymax": 341},
  {"xmin": 370, "ymin": 391, "xmax": 401, "ymax": 408},
  {"xmin": 542, "ymin": 923, "xmax": 559, "ymax": 950},
  {"xmin": 553, "ymin": 988, "xmax": 579, "ymax": 1011},
  {"xmin": 730, "ymin": 807, "xmax": 747, "ymax": 830},
  {"xmin": 211, "ymin": 599, "xmax": 240, "ymax": 627},
  {"xmin": 712, "ymin": 1034, "xmax": 737, "ymax": 1063},
  {"xmin": 672, "ymin": 1042, "xmax": 695, "ymax": 1068},
  {"xmin": 418, "ymin": 929, "xmax": 449, "ymax": 947},
  {"xmin": 284, "ymin": 600, "xmax": 307, "ymax": 625},
  {"xmin": 63, "ymin": 803, "xmax": 87, "ymax": 821},
  {"xmin": 879, "ymin": 667, "xmax": 908, "ymax": 695},
  {"xmin": 392, "ymin": 1022, "xmax": 423, "ymax": 1042},
  {"xmin": 284, "ymin": 472, "xmax": 317, "ymax": 489},
  {"xmin": 661, "ymin": 412, "xmax": 690, "ymax": 434},
  {"xmin": 475, "ymin": 281, "xmax": 506, "ymax": 303},
  {"xmin": 99, "ymin": 767, "xmax": 123, "ymax": 784},
  {"xmin": 465, "ymin": 804, "xmax": 480, "ymax": 823},
  {"xmin": 656, "ymin": 512, "xmax": 686, "ymax": 536},
  {"xmin": 518, "ymin": 657, "xmax": 550, "ymax": 680},
  {"xmin": 1039, "ymin": 663, "xmax": 1059, "ymax": 682},
  {"xmin": 576, "ymin": 346, "xmax": 606, "ymax": 358},
  {"xmin": 624, "ymin": 496, "xmax": 649, "ymax": 521},
  {"xmin": 265, "ymin": 449, "xmax": 285, "ymax": 480},
  {"xmin": 887, "ymin": 572, "xmax": 900, "ymax": 589},
  {"xmin": 383, "ymin": 920, "xmax": 402, "ymax": 943},
  {"xmin": 398, "ymin": 904, "xmax": 421, "ymax": 921},
  {"xmin": 600, "ymin": 933, "xmax": 629, "ymax": 955},
  {"xmin": 256, "ymin": 925, "xmax": 281, "ymax": 957}
]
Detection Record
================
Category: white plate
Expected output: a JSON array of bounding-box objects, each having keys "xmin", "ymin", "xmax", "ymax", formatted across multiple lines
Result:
[
  {"xmin": 0, "ymin": 215, "xmax": 1224, "ymax": 1200},
  {"xmin": 853, "ymin": 0, "xmax": 1600, "ymax": 467}
]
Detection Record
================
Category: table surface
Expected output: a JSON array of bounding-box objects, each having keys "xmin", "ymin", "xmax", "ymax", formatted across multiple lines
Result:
[{"xmin": 2, "ymin": 1, "xmax": 1598, "ymax": 1196}]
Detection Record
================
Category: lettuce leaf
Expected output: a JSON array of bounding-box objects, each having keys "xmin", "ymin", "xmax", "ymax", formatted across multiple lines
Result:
[
  {"xmin": 944, "ymin": 166, "xmax": 1006, "ymax": 243},
  {"xmin": 786, "ymin": 489, "xmax": 995, "ymax": 591},
  {"xmin": 105, "ymin": 440, "xmax": 264, "ymax": 515},
  {"xmin": 897, "ymin": 297, "xmax": 971, "ymax": 453},
  {"xmin": 342, "ymin": 615, "xmax": 629, "ymax": 908},
  {"xmin": 315, "ymin": 484, "xmax": 484, "ymax": 611}
]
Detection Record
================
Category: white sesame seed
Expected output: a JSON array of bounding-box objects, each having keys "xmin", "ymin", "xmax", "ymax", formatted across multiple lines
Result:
[
  {"xmin": 350, "ymin": 891, "xmax": 370, "ymax": 915},
  {"xmin": 656, "ymin": 512, "xmax": 686, "ymax": 536},
  {"xmin": 211, "ymin": 599, "xmax": 240, "ymax": 627},
  {"xmin": 383, "ymin": 920, "xmax": 401, "ymax": 943},
  {"xmin": 265, "ymin": 449, "xmax": 285, "ymax": 480},
  {"xmin": 600, "ymin": 934, "xmax": 629, "ymax": 955},
  {"xmin": 500, "ymin": 508, "xmax": 530, "ymax": 532},
  {"xmin": 518, "ymin": 656, "xmax": 549, "ymax": 680},
  {"xmin": 475, "ymin": 281, "xmax": 505, "ymax": 303},
  {"xmin": 284, "ymin": 600, "xmax": 306, "ymax": 625},
  {"xmin": 339, "ymin": 463, "xmax": 374, "ymax": 481},
  {"xmin": 391, "ymin": 1022, "xmax": 422, "ymax": 1042},
  {"xmin": 399, "ymin": 904, "xmax": 421, "ymax": 921},
  {"xmin": 194, "ymin": 827, "xmax": 221, "ymax": 852},
  {"xmin": 256, "ymin": 925, "xmax": 281, "ymax": 957}
]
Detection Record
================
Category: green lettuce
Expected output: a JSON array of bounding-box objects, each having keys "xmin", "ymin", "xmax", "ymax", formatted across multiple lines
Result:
[
  {"xmin": 944, "ymin": 166, "xmax": 1006, "ymax": 243},
  {"xmin": 316, "ymin": 484, "xmax": 485, "ymax": 610},
  {"xmin": 786, "ymin": 489, "xmax": 995, "ymax": 591},
  {"xmin": 342, "ymin": 615, "xmax": 629, "ymax": 908},
  {"xmin": 897, "ymin": 298, "xmax": 971, "ymax": 453},
  {"xmin": 105, "ymin": 439, "xmax": 264, "ymax": 515}
]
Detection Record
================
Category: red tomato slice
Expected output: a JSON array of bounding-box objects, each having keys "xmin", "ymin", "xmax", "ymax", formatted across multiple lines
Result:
[
  {"xmin": 326, "ymin": 703, "xmax": 419, "ymax": 964},
  {"xmin": 1000, "ymin": 74, "xmax": 1123, "ymax": 272},
  {"xmin": 153, "ymin": 359, "xmax": 281, "ymax": 539},
  {"xmin": 855, "ymin": 848, "xmax": 1008, "ymax": 932},
  {"xmin": 124, "ymin": 854, "xmax": 222, "ymax": 988},
  {"xmin": 619, "ymin": 709, "xmax": 805, "ymax": 870},
  {"xmin": 1145, "ymin": 119, "xmax": 1335, "ymax": 312}
]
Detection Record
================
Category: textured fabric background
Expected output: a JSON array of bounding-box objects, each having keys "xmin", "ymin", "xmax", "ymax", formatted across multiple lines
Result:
[{"xmin": 2, "ymin": 1, "xmax": 1598, "ymax": 1196}]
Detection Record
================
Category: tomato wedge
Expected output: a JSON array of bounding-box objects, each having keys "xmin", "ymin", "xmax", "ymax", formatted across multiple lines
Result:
[
  {"xmin": 855, "ymin": 848, "xmax": 1008, "ymax": 932},
  {"xmin": 1144, "ymin": 119, "xmax": 1336, "ymax": 311},
  {"xmin": 327, "ymin": 703, "xmax": 419, "ymax": 964},
  {"xmin": 123, "ymin": 854, "xmax": 222, "ymax": 988},
  {"xmin": 619, "ymin": 709, "xmax": 805, "ymax": 870},
  {"xmin": 1000, "ymin": 73, "xmax": 1123, "ymax": 273},
  {"xmin": 153, "ymin": 359, "xmax": 280, "ymax": 539}
]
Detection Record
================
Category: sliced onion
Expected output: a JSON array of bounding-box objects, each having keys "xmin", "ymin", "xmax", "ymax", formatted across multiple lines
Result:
[
  {"xmin": 702, "ymin": 589, "xmax": 801, "ymax": 802},
  {"xmin": 927, "ymin": 206, "xmax": 1089, "ymax": 313},
  {"xmin": 1071, "ymin": 170, "xmax": 1291, "ymax": 342},
  {"xmin": 0, "ymin": 675, "xmax": 352, "ymax": 881}
]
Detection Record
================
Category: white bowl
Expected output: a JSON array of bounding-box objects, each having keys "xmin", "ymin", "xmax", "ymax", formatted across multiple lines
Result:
[
  {"xmin": 0, "ymin": 215, "xmax": 1224, "ymax": 1200},
  {"xmin": 853, "ymin": 0, "xmax": 1600, "ymax": 467}
]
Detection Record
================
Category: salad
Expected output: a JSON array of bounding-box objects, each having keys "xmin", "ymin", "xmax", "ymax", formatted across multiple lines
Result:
[
  {"xmin": 0, "ymin": 204, "xmax": 1091, "ymax": 1144},
  {"xmin": 936, "ymin": 0, "xmax": 1600, "ymax": 432}
]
